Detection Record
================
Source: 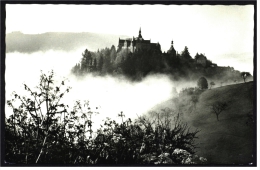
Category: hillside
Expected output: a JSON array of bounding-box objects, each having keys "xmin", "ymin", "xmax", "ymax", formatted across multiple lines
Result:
[{"xmin": 149, "ymin": 81, "xmax": 255, "ymax": 165}]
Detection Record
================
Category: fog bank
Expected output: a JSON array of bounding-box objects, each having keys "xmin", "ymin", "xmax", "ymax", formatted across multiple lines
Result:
[
  {"xmin": 5, "ymin": 49, "xmax": 190, "ymax": 129},
  {"xmin": 6, "ymin": 32, "xmax": 127, "ymax": 53}
]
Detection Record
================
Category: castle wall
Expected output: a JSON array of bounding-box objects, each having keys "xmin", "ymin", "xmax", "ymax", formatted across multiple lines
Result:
[{"xmin": 135, "ymin": 42, "xmax": 151, "ymax": 51}]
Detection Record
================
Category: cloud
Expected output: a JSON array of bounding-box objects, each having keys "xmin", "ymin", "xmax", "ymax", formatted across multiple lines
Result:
[
  {"xmin": 6, "ymin": 32, "xmax": 127, "ymax": 54},
  {"xmin": 213, "ymin": 53, "xmax": 253, "ymax": 74}
]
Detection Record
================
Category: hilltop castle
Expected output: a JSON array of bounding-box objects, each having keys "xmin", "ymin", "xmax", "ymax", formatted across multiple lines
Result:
[
  {"xmin": 72, "ymin": 28, "xmax": 237, "ymax": 77},
  {"xmin": 117, "ymin": 28, "xmax": 161, "ymax": 52}
]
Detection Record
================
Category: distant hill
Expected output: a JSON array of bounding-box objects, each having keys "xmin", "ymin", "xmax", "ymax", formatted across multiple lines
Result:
[
  {"xmin": 149, "ymin": 81, "xmax": 255, "ymax": 164},
  {"xmin": 6, "ymin": 32, "xmax": 129, "ymax": 53}
]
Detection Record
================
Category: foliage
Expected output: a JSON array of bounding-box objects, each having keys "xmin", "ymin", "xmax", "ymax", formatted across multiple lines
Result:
[
  {"xmin": 197, "ymin": 77, "xmax": 208, "ymax": 90},
  {"xmin": 181, "ymin": 46, "xmax": 192, "ymax": 60},
  {"xmin": 120, "ymin": 49, "xmax": 165, "ymax": 80},
  {"xmin": 6, "ymin": 70, "xmax": 72, "ymax": 163},
  {"xmin": 5, "ymin": 71, "xmax": 99, "ymax": 164},
  {"xmin": 71, "ymin": 45, "xmax": 244, "ymax": 83},
  {"xmin": 84, "ymin": 109, "xmax": 207, "ymax": 165},
  {"xmin": 240, "ymin": 72, "xmax": 251, "ymax": 83},
  {"xmin": 179, "ymin": 87, "xmax": 202, "ymax": 112},
  {"xmin": 5, "ymin": 71, "xmax": 207, "ymax": 165},
  {"xmin": 110, "ymin": 45, "xmax": 117, "ymax": 63},
  {"xmin": 180, "ymin": 87, "xmax": 201, "ymax": 96},
  {"xmin": 81, "ymin": 49, "xmax": 93, "ymax": 73}
]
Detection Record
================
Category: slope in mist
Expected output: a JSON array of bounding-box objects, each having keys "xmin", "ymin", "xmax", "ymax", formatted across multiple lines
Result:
[{"xmin": 151, "ymin": 81, "xmax": 255, "ymax": 165}]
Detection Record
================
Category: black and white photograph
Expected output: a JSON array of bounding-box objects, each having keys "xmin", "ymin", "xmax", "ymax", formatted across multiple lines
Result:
[{"xmin": 1, "ymin": 1, "xmax": 257, "ymax": 166}]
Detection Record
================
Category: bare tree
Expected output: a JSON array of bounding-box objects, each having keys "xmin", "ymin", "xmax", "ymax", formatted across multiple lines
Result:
[{"xmin": 210, "ymin": 101, "xmax": 229, "ymax": 121}]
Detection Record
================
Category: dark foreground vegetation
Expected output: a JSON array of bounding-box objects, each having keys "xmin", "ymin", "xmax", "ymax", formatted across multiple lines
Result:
[{"xmin": 5, "ymin": 71, "xmax": 207, "ymax": 165}]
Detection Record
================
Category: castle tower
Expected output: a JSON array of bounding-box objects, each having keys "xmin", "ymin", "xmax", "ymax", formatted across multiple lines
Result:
[
  {"xmin": 138, "ymin": 27, "xmax": 143, "ymax": 39},
  {"xmin": 167, "ymin": 40, "xmax": 176, "ymax": 57}
]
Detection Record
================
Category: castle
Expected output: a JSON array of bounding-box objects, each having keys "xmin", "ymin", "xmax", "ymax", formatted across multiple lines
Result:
[
  {"xmin": 117, "ymin": 28, "xmax": 161, "ymax": 52},
  {"xmin": 167, "ymin": 40, "xmax": 177, "ymax": 57}
]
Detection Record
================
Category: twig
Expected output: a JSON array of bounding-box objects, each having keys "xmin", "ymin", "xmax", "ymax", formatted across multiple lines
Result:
[{"xmin": 35, "ymin": 135, "xmax": 48, "ymax": 163}]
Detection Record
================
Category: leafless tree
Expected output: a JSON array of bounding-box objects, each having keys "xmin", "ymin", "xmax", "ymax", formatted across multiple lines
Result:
[{"xmin": 210, "ymin": 101, "xmax": 229, "ymax": 121}]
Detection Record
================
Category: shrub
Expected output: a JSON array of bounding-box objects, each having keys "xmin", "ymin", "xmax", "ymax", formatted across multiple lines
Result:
[
  {"xmin": 5, "ymin": 71, "xmax": 207, "ymax": 165},
  {"xmin": 240, "ymin": 72, "xmax": 252, "ymax": 83},
  {"xmin": 5, "ymin": 70, "xmax": 92, "ymax": 164},
  {"xmin": 197, "ymin": 77, "xmax": 208, "ymax": 90},
  {"xmin": 179, "ymin": 87, "xmax": 201, "ymax": 111},
  {"xmin": 88, "ymin": 110, "xmax": 204, "ymax": 165}
]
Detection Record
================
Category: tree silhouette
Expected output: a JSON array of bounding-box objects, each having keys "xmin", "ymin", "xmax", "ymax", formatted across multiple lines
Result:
[
  {"xmin": 93, "ymin": 58, "xmax": 97, "ymax": 71},
  {"xmin": 71, "ymin": 43, "xmax": 245, "ymax": 84},
  {"xmin": 181, "ymin": 46, "xmax": 192, "ymax": 60},
  {"xmin": 210, "ymin": 101, "xmax": 229, "ymax": 121},
  {"xmin": 6, "ymin": 71, "xmax": 72, "ymax": 163},
  {"xmin": 110, "ymin": 45, "xmax": 117, "ymax": 63},
  {"xmin": 240, "ymin": 72, "xmax": 251, "ymax": 83},
  {"xmin": 98, "ymin": 54, "xmax": 104, "ymax": 72},
  {"xmin": 81, "ymin": 49, "xmax": 92, "ymax": 73},
  {"xmin": 197, "ymin": 77, "xmax": 208, "ymax": 90}
]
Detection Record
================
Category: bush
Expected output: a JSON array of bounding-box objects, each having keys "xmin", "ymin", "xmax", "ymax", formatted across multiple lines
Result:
[
  {"xmin": 179, "ymin": 87, "xmax": 201, "ymax": 97},
  {"xmin": 197, "ymin": 77, "xmax": 208, "ymax": 90},
  {"xmin": 5, "ymin": 71, "xmax": 207, "ymax": 165}
]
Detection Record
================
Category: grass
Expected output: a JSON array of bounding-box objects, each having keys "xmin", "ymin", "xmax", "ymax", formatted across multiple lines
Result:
[{"xmin": 149, "ymin": 81, "xmax": 255, "ymax": 165}]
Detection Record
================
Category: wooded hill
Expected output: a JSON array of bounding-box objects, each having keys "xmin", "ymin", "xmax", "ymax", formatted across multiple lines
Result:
[{"xmin": 71, "ymin": 45, "xmax": 248, "ymax": 83}]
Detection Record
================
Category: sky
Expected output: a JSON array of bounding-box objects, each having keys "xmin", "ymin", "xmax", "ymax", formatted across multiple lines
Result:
[{"xmin": 6, "ymin": 4, "xmax": 254, "ymax": 74}]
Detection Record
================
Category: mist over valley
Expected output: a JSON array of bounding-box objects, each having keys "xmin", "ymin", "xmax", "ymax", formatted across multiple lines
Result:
[
  {"xmin": 5, "ymin": 48, "xmax": 182, "ymax": 125},
  {"xmin": 6, "ymin": 31, "xmax": 128, "ymax": 53}
]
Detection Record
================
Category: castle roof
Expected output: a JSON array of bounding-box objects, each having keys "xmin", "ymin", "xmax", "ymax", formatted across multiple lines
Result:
[
  {"xmin": 167, "ymin": 41, "xmax": 176, "ymax": 54},
  {"xmin": 135, "ymin": 39, "xmax": 150, "ymax": 43}
]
